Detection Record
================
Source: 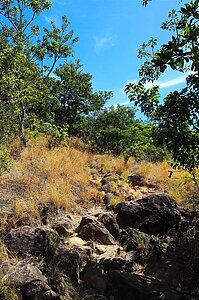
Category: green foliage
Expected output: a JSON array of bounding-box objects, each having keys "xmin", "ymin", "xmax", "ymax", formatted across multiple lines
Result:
[
  {"xmin": 0, "ymin": 0, "xmax": 110, "ymax": 146},
  {"xmin": 52, "ymin": 60, "xmax": 112, "ymax": 136},
  {"xmin": 81, "ymin": 105, "xmax": 167, "ymax": 161},
  {"xmin": 0, "ymin": 149, "xmax": 13, "ymax": 175},
  {"xmin": 126, "ymin": 0, "xmax": 199, "ymax": 173},
  {"xmin": 42, "ymin": 123, "xmax": 69, "ymax": 148}
]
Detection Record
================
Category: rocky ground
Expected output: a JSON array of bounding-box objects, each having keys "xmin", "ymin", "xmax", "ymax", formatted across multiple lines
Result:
[{"xmin": 1, "ymin": 170, "xmax": 199, "ymax": 300}]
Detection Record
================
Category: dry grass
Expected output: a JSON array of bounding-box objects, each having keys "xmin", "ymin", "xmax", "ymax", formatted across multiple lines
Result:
[
  {"xmin": 136, "ymin": 161, "xmax": 199, "ymax": 205},
  {"xmin": 0, "ymin": 137, "xmax": 97, "ymax": 223},
  {"xmin": 1, "ymin": 136, "xmax": 198, "ymax": 227}
]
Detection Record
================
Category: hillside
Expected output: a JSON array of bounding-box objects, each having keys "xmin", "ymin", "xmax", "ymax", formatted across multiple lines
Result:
[{"xmin": 0, "ymin": 138, "xmax": 199, "ymax": 300}]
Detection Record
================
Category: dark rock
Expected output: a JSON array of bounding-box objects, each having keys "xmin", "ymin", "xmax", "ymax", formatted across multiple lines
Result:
[
  {"xmin": 128, "ymin": 173, "xmax": 142, "ymax": 185},
  {"xmin": 103, "ymin": 192, "xmax": 114, "ymax": 209},
  {"xmin": 9, "ymin": 264, "xmax": 61, "ymax": 300},
  {"xmin": 107, "ymin": 270, "xmax": 181, "ymax": 300},
  {"xmin": 97, "ymin": 213, "xmax": 119, "ymax": 239},
  {"xmin": 99, "ymin": 257, "xmax": 126, "ymax": 273},
  {"xmin": 76, "ymin": 216, "xmax": 116, "ymax": 245},
  {"xmin": 100, "ymin": 182, "xmax": 113, "ymax": 193},
  {"xmin": 116, "ymin": 201, "xmax": 143, "ymax": 228},
  {"xmin": 118, "ymin": 228, "xmax": 151, "ymax": 252},
  {"xmin": 116, "ymin": 194, "xmax": 181, "ymax": 235},
  {"xmin": 5, "ymin": 226, "xmax": 58, "ymax": 257},
  {"xmin": 81, "ymin": 261, "xmax": 107, "ymax": 294},
  {"xmin": 51, "ymin": 215, "xmax": 74, "ymax": 237},
  {"xmin": 51, "ymin": 247, "xmax": 81, "ymax": 284}
]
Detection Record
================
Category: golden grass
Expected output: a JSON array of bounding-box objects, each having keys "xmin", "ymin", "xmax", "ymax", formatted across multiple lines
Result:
[
  {"xmin": 0, "ymin": 136, "xmax": 94, "ymax": 220},
  {"xmin": 90, "ymin": 153, "xmax": 128, "ymax": 175},
  {"xmin": 1, "ymin": 136, "xmax": 198, "ymax": 227},
  {"xmin": 136, "ymin": 161, "xmax": 199, "ymax": 205}
]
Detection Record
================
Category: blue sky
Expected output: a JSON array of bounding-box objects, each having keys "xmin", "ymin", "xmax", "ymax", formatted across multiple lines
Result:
[{"xmin": 43, "ymin": 0, "xmax": 187, "ymax": 112}]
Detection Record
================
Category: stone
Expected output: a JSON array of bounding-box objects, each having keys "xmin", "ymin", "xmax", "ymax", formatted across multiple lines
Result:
[
  {"xmin": 128, "ymin": 173, "xmax": 143, "ymax": 185},
  {"xmin": 76, "ymin": 216, "xmax": 116, "ymax": 245},
  {"xmin": 116, "ymin": 194, "xmax": 181, "ymax": 235},
  {"xmin": 81, "ymin": 261, "xmax": 107, "ymax": 294},
  {"xmin": 97, "ymin": 213, "xmax": 119, "ymax": 239},
  {"xmin": 107, "ymin": 270, "xmax": 181, "ymax": 300},
  {"xmin": 52, "ymin": 246, "xmax": 80, "ymax": 284},
  {"xmin": 51, "ymin": 215, "xmax": 74, "ymax": 237},
  {"xmin": 5, "ymin": 226, "xmax": 58, "ymax": 257},
  {"xmin": 9, "ymin": 264, "xmax": 61, "ymax": 300},
  {"xmin": 118, "ymin": 228, "xmax": 151, "ymax": 252},
  {"xmin": 101, "ymin": 174, "xmax": 121, "ymax": 185}
]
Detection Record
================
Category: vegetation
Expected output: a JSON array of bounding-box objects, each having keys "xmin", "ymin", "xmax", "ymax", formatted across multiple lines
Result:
[
  {"xmin": 80, "ymin": 105, "xmax": 167, "ymax": 162},
  {"xmin": 0, "ymin": 0, "xmax": 198, "ymax": 214},
  {"xmin": 0, "ymin": 0, "xmax": 111, "ymax": 147},
  {"xmin": 126, "ymin": 0, "xmax": 199, "ymax": 184}
]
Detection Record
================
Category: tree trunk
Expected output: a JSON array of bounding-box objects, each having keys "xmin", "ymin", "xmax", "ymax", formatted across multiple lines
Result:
[{"xmin": 19, "ymin": 101, "xmax": 27, "ymax": 147}]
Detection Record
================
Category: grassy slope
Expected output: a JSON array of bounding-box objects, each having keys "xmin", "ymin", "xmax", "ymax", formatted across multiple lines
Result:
[{"xmin": 0, "ymin": 136, "xmax": 198, "ymax": 229}]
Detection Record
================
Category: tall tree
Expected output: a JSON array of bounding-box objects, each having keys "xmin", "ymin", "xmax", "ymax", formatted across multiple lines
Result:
[
  {"xmin": 0, "ymin": 1, "xmax": 110, "ymax": 146},
  {"xmin": 49, "ymin": 60, "xmax": 112, "ymax": 136},
  {"xmin": 126, "ymin": 0, "xmax": 199, "ymax": 177}
]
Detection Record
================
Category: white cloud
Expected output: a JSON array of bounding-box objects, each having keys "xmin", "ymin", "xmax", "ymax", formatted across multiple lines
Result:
[
  {"xmin": 127, "ymin": 73, "xmax": 189, "ymax": 90},
  {"xmin": 43, "ymin": 14, "xmax": 60, "ymax": 26},
  {"xmin": 94, "ymin": 35, "xmax": 115, "ymax": 54},
  {"xmin": 159, "ymin": 74, "xmax": 187, "ymax": 88}
]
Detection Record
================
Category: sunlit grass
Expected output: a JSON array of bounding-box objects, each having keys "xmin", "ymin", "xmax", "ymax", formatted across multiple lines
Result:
[{"xmin": 1, "ymin": 135, "xmax": 198, "ymax": 231}]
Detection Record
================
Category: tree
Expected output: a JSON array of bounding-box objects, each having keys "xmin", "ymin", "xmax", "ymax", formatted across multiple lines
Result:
[
  {"xmin": 0, "ymin": 1, "xmax": 109, "ymax": 145},
  {"xmin": 49, "ymin": 60, "xmax": 112, "ymax": 136},
  {"xmin": 0, "ymin": 0, "xmax": 80, "ymax": 146},
  {"xmin": 80, "ymin": 105, "xmax": 166, "ymax": 161},
  {"xmin": 126, "ymin": 0, "xmax": 199, "ymax": 178}
]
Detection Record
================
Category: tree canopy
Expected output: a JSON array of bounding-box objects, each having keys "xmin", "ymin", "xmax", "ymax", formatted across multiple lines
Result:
[
  {"xmin": 126, "ymin": 0, "xmax": 199, "ymax": 173},
  {"xmin": 0, "ymin": 0, "xmax": 111, "ymax": 146}
]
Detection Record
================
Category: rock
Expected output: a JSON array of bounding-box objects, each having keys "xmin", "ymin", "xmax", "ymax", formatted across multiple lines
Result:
[
  {"xmin": 81, "ymin": 261, "xmax": 107, "ymax": 294},
  {"xmin": 116, "ymin": 201, "xmax": 142, "ymax": 228},
  {"xmin": 116, "ymin": 194, "xmax": 181, "ymax": 235},
  {"xmin": 118, "ymin": 228, "xmax": 151, "ymax": 252},
  {"xmin": 100, "ymin": 182, "xmax": 113, "ymax": 193},
  {"xmin": 97, "ymin": 213, "xmax": 119, "ymax": 239},
  {"xmin": 76, "ymin": 216, "xmax": 116, "ymax": 245},
  {"xmin": 128, "ymin": 173, "xmax": 143, "ymax": 185},
  {"xmin": 51, "ymin": 215, "xmax": 74, "ymax": 237},
  {"xmin": 107, "ymin": 270, "xmax": 181, "ymax": 300},
  {"xmin": 93, "ymin": 244, "xmax": 126, "ymax": 261},
  {"xmin": 5, "ymin": 226, "xmax": 58, "ymax": 257},
  {"xmin": 103, "ymin": 192, "xmax": 114, "ymax": 209},
  {"xmin": 66, "ymin": 236, "xmax": 87, "ymax": 247},
  {"xmin": 9, "ymin": 264, "xmax": 61, "ymax": 300},
  {"xmin": 52, "ymin": 247, "xmax": 81, "ymax": 284}
]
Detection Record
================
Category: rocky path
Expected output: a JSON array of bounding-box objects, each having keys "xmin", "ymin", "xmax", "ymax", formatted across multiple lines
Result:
[{"xmin": 1, "ymin": 172, "xmax": 199, "ymax": 300}]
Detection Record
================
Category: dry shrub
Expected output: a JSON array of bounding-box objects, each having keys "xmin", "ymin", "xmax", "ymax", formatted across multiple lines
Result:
[
  {"xmin": 136, "ymin": 160, "xmax": 199, "ymax": 205},
  {"xmin": 14, "ymin": 198, "xmax": 39, "ymax": 224},
  {"xmin": 91, "ymin": 154, "xmax": 128, "ymax": 175},
  {"xmin": 0, "ymin": 136, "xmax": 93, "ymax": 216}
]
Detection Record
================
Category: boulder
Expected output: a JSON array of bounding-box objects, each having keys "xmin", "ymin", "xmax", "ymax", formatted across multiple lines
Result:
[
  {"xmin": 116, "ymin": 194, "xmax": 181, "ymax": 235},
  {"xmin": 118, "ymin": 228, "xmax": 151, "ymax": 252},
  {"xmin": 128, "ymin": 174, "xmax": 143, "ymax": 186},
  {"xmin": 107, "ymin": 270, "xmax": 181, "ymax": 300},
  {"xmin": 76, "ymin": 216, "xmax": 116, "ymax": 245},
  {"xmin": 81, "ymin": 261, "xmax": 107, "ymax": 294},
  {"xmin": 5, "ymin": 226, "xmax": 58, "ymax": 257},
  {"xmin": 51, "ymin": 247, "xmax": 81, "ymax": 284},
  {"xmin": 97, "ymin": 213, "xmax": 119, "ymax": 239},
  {"xmin": 9, "ymin": 264, "xmax": 60, "ymax": 300},
  {"xmin": 101, "ymin": 173, "xmax": 121, "ymax": 185},
  {"xmin": 51, "ymin": 215, "xmax": 74, "ymax": 237}
]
